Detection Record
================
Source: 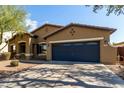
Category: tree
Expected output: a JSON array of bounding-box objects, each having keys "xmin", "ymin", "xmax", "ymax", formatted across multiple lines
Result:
[
  {"xmin": 87, "ymin": 5, "xmax": 124, "ymax": 16},
  {"xmin": 0, "ymin": 6, "xmax": 27, "ymax": 45}
]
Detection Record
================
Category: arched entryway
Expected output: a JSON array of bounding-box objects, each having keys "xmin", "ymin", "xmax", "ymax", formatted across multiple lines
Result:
[{"xmin": 19, "ymin": 42, "xmax": 26, "ymax": 53}]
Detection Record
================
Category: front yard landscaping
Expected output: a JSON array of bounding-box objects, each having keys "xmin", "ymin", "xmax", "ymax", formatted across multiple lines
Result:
[
  {"xmin": 0, "ymin": 60, "xmax": 37, "ymax": 78},
  {"xmin": 0, "ymin": 60, "xmax": 123, "ymax": 87},
  {"xmin": 107, "ymin": 64, "xmax": 124, "ymax": 80},
  {"xmin": 0, "ymin": 63, "xmax": 123, "ymax": 88}
]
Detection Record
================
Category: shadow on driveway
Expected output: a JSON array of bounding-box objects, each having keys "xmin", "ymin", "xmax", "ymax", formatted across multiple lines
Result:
[
  {"xmin": 0, "ymin": 77, "xmax": 111, "ymax": 88},
  {"xmin": 0, "ymin": 64, "xmax": 123, "ymax": 88}
]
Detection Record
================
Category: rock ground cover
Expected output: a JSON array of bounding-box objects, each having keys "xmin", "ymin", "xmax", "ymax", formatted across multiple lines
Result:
[
  {"xmin": 0, "ymin": 60, "xmax": 37, "ymax": 78},
  {"xmin": 0, "ymin": 63, "xmax": 124, "ymax": 88},
  {"xmin": 106, "ymin": 64, "xmax": 124, "ymax": 80}
]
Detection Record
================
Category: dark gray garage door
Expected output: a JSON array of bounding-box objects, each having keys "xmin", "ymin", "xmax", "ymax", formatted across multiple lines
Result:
[{"xmin": 52, "ymin": 41, "xmax": 100, "ymax": 63}]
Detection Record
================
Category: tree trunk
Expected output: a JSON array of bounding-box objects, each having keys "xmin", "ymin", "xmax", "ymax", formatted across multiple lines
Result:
[
  {"xmin": 0, "ymin": 32, "xmax": 3, "ymax": 45},
  {"xmin": 0, "ymin": 42, "xmax": 8, "ymax": 52}
]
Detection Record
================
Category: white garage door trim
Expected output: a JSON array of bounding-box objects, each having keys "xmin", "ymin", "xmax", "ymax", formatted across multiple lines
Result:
[{"xmin": 49, "ymin": 37, "xmax": 104, "ymax": 44}]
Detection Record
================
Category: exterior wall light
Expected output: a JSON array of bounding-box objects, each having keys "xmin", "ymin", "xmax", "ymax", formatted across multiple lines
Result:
[{"xmin": 104, "ymin": 40, "xmax": 109, "ymax": 46}]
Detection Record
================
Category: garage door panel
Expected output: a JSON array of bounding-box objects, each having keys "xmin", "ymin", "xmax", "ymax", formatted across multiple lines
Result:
[
  {"xmin": 83, "ymin": 45, "xmax": 99, "ymax": 62},
  {"xmin": 72, "ymin": 45, "xmax": 99, "ymax": 62},
  {"xmin": 52, "ymin": 44, "xmax": 73, "ymax": 61},
  {"xmin": 52, "ymin": 41, "xmax": 100, "ymax": 63}
]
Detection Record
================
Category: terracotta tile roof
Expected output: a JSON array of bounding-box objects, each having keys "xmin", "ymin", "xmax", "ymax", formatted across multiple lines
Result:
[{"xmin": 43, "ymin": 23, "xmax": 117, "ymax": 39}]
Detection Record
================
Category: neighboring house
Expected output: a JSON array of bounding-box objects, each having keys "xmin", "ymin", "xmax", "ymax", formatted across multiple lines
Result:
[
  {"xmin": 0, "ymin": 32, "xmax": 13, "ymax": 53},
  {"xmin": 113, "ymin": 42, "xmax": 124, "ymax": 62},
  {"xmin": 113, "ymin": 42, "xmax": 124, "ymax": 47},
  {"xmin": 8, "ymin": 23, "xmax": 117, "ymax": 64}
]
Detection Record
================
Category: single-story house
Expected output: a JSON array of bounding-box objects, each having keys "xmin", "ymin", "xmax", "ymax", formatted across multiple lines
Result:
[
  {"xmin": 113, "ymin": 42, "xmax": 124, "ymax": 62},
  {"xmin": 8, "ymin": 23, "xmax": 117, "ymax": 64}
]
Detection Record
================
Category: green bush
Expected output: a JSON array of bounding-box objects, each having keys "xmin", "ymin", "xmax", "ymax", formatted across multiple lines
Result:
[
  {"xmin": 20, "ymin": 53, "xmax": 26, "ymax": 60},
  {"xmin": 2, "ymin": 52, "xmax": 11, "ymax": 60},
  {"xmin": 10, "ymin": 60, "xmax": 19, "ymax": 67},
  {"xmin": 41, "ymin": 54, "xmax": 46, "ymax": 60}
]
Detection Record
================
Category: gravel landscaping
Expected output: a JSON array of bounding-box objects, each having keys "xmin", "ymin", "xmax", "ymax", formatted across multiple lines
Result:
[
  {"xmin": 106, "ymin": 64, "xmax": 124, "ymax": 80},
  {"xmin": 0, "ymin": 60, "xmax": 124, "ymax": 88},
  {"xmin": 0, "ymin": 60, "xmax": 37, "ymax": 78},
  {"xmin": 0, "ymin": 63, "xmax": 123, "ymax": 88}
]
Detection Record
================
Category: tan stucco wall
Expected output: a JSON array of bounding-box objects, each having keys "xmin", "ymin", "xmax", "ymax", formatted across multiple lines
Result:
[
  {"xmin": 29, "ymin": 25, "xmax": 61, "ymax": 57},
  {"xmin": 8, "ymin": 25, "xmax": 61, "ymax": 59},
  {"xmin": 32, "ymin": 25, "xmax": 61, "ymax": 43},
  {"xmin": 100, "ymin": 40, "xmax": 117, "ymax": 64},
  {"xmin": 8, "ymin": 34, "xmax": 31, "ymax": 56},
  {"xmin": 46, "ymin": 26, "xmax": 117, "ymax": 64},
  {"xmin": 46, "ymin": 26, "xmax": 111, "ymax": 41}
]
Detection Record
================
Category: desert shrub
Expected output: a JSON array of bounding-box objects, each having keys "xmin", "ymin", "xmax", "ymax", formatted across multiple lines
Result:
[
  {"xmin": 2, "ymin": 52, "xmax": 11, "ymax": 60},
  {"xmin": 20, "ymin": 53, "xmax": 26, "ymax": 60},
  {"xmin": 0, "ymin": 53, "xmax": 3, "ymax": 60},
  {"xmin": 10, "ymin": 60, "xmax": 19, "ymax": 67},
  {"xmin": 41, "ymin": 54, "xmax": 46, "ymax": 60},
  {"xmin": 10, "ymin": 52, "xmax": 16, "ymax": 59}
]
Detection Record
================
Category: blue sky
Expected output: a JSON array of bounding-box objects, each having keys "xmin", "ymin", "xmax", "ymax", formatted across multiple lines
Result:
[{"xmin": 24, "ymin": 5, "xmax": 124, "ymax": 43}]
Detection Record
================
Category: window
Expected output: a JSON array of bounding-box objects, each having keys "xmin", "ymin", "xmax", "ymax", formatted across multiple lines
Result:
[
  {"xmin": 63, "ymin": 43, "xmax": 72, "ymax": 46},
  {"xmin": 36, "ymin": 44, "xmax": 47, "ymax": 54},
  {"xmin": 86, "ymin": 42, "xmax": 98, "ymax": 45},
  {"xmin": 42, "ymin": 44, "xmax": 47, "ymax": 51},
  {"xmin": 74, "ymin": 43, "xmax": 84, "ymax": 46}
]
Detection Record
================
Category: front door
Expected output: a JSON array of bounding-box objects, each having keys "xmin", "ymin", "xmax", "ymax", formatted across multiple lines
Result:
[{"xmin": 19, "ymin": 42, "xmax": 26, "ymax": 53}]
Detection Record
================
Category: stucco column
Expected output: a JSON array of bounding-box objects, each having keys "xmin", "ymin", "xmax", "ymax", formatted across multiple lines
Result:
[
  {"xmin": 100, "ymin": 40, "xmax": 117, "ymax": 64},
  {"xmin": 46, "ymin": 42, "xmax": 52, "ymax": 61},
  {"xmin": 16, "ymin": 42, "xmax": 19, "ymax": 54},
  {"xmin": 26, "ymin": 38, "xmax": 31, "ymax": 59}
]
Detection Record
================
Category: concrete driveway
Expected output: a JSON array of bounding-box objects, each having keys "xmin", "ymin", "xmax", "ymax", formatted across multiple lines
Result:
[{"xmin": 0, "ymin": 63, "xmax": 124, "ymax": 88}]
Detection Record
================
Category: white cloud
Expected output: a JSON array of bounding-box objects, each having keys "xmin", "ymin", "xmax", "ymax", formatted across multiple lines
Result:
[
  {"xmin": 2, "ymin": 31, "xmax": 12, "ymax": 42},
  {"xmin": 26, "ymin": 18, "xmax": 38, "ymax": 31},
  {"xmin": 25, "ymin": 13, "xmax": 38, "ymax": 32}
]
